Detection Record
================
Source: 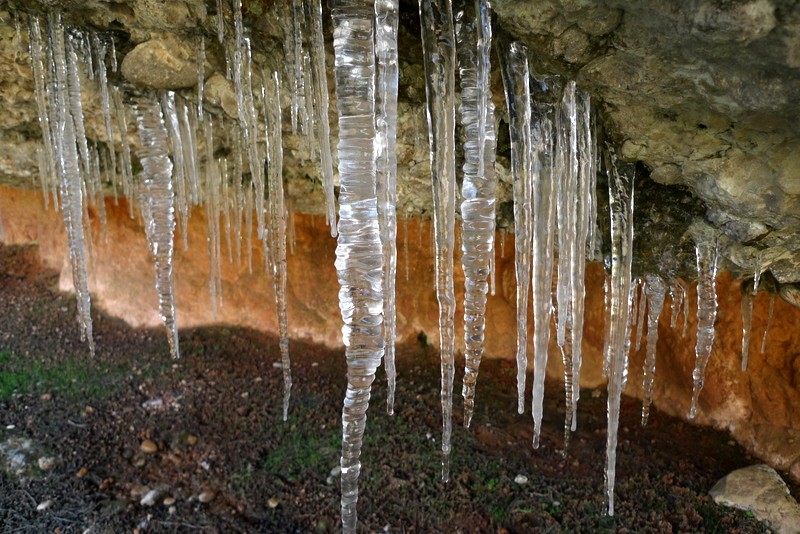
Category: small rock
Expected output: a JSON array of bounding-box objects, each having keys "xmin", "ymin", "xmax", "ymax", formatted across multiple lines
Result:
[
  {"xmin": 186, "ymin": 434, "xmax": 198, "ymax": 446},
  {"xmin": 120, "ymin": 36, "xmax": 201, "ymax": 90},
  {"xmin": 198, "ymin": 490, "xmax": 216, "ymax": 503},
  {"xmin": 272, "ymin": 361, "xmax": 283, "ymax": 368},
  {"xmin": 514, "ymin": 474, "xmax": 528, "ymax": 485},
  {"xmin": 140, "ymin": 439, "xmax": 158, "ymax": 454},
  {"xmin": 37, "ymin": 456, "xmax": 57, "ymax": 471},
  {"xmin": 163, "ymin": 497, "xmax": 175, "ymax": 506},
  {"xmin": 40, "ymin": 393, "xmax": 52, "ymax": 401},
  {"xmin": 83, "ymin": 406, "xmax": 95, "ymax": 415},
  {"xmin": 36, "ymin": 500, "xmax": 53, "ymax": 511},
  {"xmin": 267, "ymin": 497, "xmax": 279, "ymax": 509},
  {"xmin": 5, "ymin": 424, "xmax": 15, "ymax": 430},
  {"xmin": 132, "ymin": 455, "xmax": 147, "ymax": 468},
  {"xmin": 140, "ymin": 488, "xmax": 163, "ymax": 507},
  {"xmin": 168, "ymin": 506, "xmax": 176, "ymax": 514},
  {"xmin": 76, "ymin": 467, "xmax": 88, "ymax": 478},
  {"xmin": 710, "ymin": 464, "xmax": 800, "ymax": 534},
  {"xmin": 141, "ymin": 399, "xmax": 163, "ymax": 410}
]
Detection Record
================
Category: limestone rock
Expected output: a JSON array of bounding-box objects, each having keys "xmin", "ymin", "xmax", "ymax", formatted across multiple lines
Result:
[
  {"xmin": 710, "ymin": 464, "xmax": 800, "ymax": 534},
  {"xmin": 121, "ymin": 35, "xmax": 201, "ymax": 90}
]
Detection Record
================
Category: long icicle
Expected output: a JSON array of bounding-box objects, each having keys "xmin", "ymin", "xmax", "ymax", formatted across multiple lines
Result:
[
  {"xmin": 306, "ymin": 0, "xmax": 338, "ymax": 236},
  {"xmin": 741, "ymin": 279, "xmax": 754, "ymax": 371},
  {"xmin": 498, "ymin": 39, "xmax": 533, "ymax": 415},
  {"xmin": 265, "ymin": 71, "xmax": 292, "ymax": 420},
  {"xmin": 641, "ymin": 273, "xmax": 666, "ymax": 425},
  {"xmin": 375, "ymin": 0, "xmax": 400, "ymax": 414},
  {"xmin": 456, "ymin": 0, "xmax": 496, "ymax": 428},
  {"xmin": 329, "ymin": 1, "xmax": 383, "ymax": 531},
  {"xmin": 604, "ymin": 151, "xmax": 635, "ymax": 516},
  {"xmin": 134, "ymin": 95, "xmax": 180, "ymax": 359},
  {"xmin": 689, "ymin": 238, "xmax": 719, "ymax": 419},
  {"xmin": 419, "ymin": 0, "xmax": 457, "ymax": 481}
]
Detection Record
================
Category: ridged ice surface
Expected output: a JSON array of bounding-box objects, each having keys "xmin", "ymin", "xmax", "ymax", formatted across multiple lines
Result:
[
  {"xmin": 689, "ymin": 239, "xmax": 719, "ymax": 419},
  {"xmin": 330, "ymin": 1, "xmax": 384, "ymax": 531},
  {"xmin": 604, "ymin": 152, "xmax": 635, "ymax": 516},
  {"xmin": 641, "ymin": 273, "xmax": 666, "ymax": 425},
  {"xmin": 375, "ymin": 0, "xmax": 400, "ymax": 415},
  {"xmin": 134, "ymin": 96, "xmax": 180, "ymax": 359},
  {"xmin": 498, "ymin": 39, "xmax": 532, "ymax": 415},
  {"xmin": 456, "ymin": 0, "xmax": 496, "ymax": 429},
  {"xmin": 419, "ymin": 0, "xmax": 457, "ymax": 482}
]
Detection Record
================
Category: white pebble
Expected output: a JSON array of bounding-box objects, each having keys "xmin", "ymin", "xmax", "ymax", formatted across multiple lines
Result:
[
  {"xmin": 36, "ymin": 500, "xmax": 53, "ymax": 511},
  {"xmin": 514, "ymin": 474, "xmax": 528, "ymax": 485}
]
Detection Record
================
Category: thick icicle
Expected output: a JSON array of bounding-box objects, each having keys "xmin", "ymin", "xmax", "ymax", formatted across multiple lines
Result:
[
  {"xmin": 419, "ymin": 0, "xmax": 457, "ymax": 481},
  {"xmin": 264, "ymin": 71, "xmax": 292, "ymax": 421},
  {"xmin": 641, "ymin": 273, "xmax": 666, "ymax": 425},
  {"xmin": 29, "ymin": 17, "xmax": 59, "ymax": 211},
  {"xmin": 741, "ymin": 280, "xmax": 754, "ymax": 371},
  {"xmin": 45, "ymin": 12, "xmax": 95, "ymax": 355},
  {"xmin": 531, "ymin": 116, "xmax": 557, "ymax": 448},
  {"xmin": 604, "ymin": 152, "xmax": 635, "ymax": 516},
  {"xmin": 456, "ymin": 0, "xmax": 496, "ymax": 428},
  {"xmin": 134, "ymin": 96, "xmax": 180, "ymax": 359},
  {"xmin": 498, "ymin": 40, "xmax": 532, "ymax": 415},
  {"xmin": 689, "ymin": 238, "xmax": 719, "ymax": 419},
  {"xmin": 305, "ymin": 0, "xmax": 338, "ymax": 236},
  {"xmin": 329, "ymin": 1, "xmax": 383, "ymax": 531},
  {"xmin": 375, "ymin": 0, "xmax": 400, "ymax": 415},
  {"xmin": 635, "ymin": 278, "xmax": 647, "ymax": 351}
]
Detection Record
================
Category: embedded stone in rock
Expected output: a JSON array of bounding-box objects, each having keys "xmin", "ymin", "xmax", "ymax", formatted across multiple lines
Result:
[
  {"xmin": 710, "ymin": 464, "xmax": 800, "ymax": 534},
  {"xmin": 121, "ymin": 36, "xmax": 201, "ymax": 89},
  {"xmin": 204, "ymin": 73, "xmax": 237, "ymax": 118}
]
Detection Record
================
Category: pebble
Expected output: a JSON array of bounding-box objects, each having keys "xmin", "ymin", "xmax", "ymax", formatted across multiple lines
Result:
[
  {"xmin": 267, "ymin": 497, "xmax": 279, "ymax": 509},
  {"xmin": 5, "ymin": 424, "xmax": 15, "ymax": 430},
  {"xmin": 272, "ymin": 361, "xmax": 283, "ymax": 368},
  {"xmin": 198, "ymin": 490, "xmax": 216, "ymax": 503},
  {"xmin": 513, "ymin": 474, "xmax": 528, "ymax": 485},
  {"xmin": 36, "ymin": 500, "xmax": 53, "ymax": 511},
  {"xmin": 186, "ymin": 434, "xmax": 198, "ymax": 446},
  {"xmin": 37, "ymin": 456, "xmax": 57, "ymax": 471},
  {"xmin": 140, "ymin": 488, "xmax": 162, "ymax": 507},
  {"xmin": 140, "ymin": 439, "xmax": 158, "ymax": 454},
  {"xmin": 40, "ymin": 393, "xmax": 52, "ymax": 401},
  {"xmin": 76, "ymin": 467, "xmax": 88, "ymax": 478},
  {"xmin": 163, "ymin": 497, "xmax": 175, "ymax": 506}
]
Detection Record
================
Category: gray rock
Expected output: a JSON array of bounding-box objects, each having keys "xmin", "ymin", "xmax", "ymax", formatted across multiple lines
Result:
[{"xmin": 710, "ymin": 464, "xmax": 800, "ymax": 534}]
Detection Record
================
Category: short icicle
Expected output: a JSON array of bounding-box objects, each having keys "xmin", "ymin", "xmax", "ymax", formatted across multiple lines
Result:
[
  {"xmin": 375, "ymin": 0, "xmax": 400, "ymax": 414},
  {"xmin": 419, "ymin": 0, "xmax": 457, "ymax": 481},
  {"xmin": 456, "ymin": 0, "xmax": 496, "ymax": 428},
  {"xmin": 264, "ymin": 71, "xmax": 292, "ymax": 420},
  {"xmin": 689, "ymin": 238, "xmax": 719, "ymax": 419},
  {"xmin": 641, "ymin": 273, "xmax": 666, "ymax": 425},
  {"xmin": 134, "ymin": 95, "xmax": 180, "ymax": 359},
  {"xmin": 604, "ymin": 151, "xmax": 635, "ymax": 516},
  {"xmin": 329, "ymin": 1, "xmax": 384, "ymax": 531},
  {"xmin": 498, "ymin": 39, "xmax": 533, "ymax": 415}
]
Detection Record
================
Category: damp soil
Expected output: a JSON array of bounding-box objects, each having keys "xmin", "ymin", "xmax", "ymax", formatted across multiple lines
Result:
[{"xmin": 0, "ymin": 242, "xmax": 789, "ymax": 533}]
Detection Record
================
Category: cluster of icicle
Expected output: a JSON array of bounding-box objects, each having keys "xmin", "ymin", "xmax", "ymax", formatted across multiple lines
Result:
[
  {"xmin": 22, "ymin": 0, "xmax": 778, "ymax": 530},
  {"xmin": 24, "ymin": 1, "xmax": 329, "ymax": 422}
]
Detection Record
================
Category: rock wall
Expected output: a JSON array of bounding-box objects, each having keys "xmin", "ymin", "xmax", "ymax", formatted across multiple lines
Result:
[{"xmin": 2, "ymin": 184, "xmax": 800, "ymax": 481}]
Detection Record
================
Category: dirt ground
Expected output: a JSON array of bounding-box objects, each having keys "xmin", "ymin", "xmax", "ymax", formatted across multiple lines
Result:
[{"xmin": 0, "ymin": 242, "xmax": 786, "ymax": 533}]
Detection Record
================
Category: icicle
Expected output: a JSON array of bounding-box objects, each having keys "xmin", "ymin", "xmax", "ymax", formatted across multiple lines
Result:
[
  {"xmin": 178, "ymin": 97, "xmax": 200, "ymax": 207},
  {"xmin": 530, "ymin": 115, "xmax": 557, "ymax": 448},
  {"xmin": 196, "ymin": 37, "xmax": 205, "ymax": 119},
  {"xmin": 233, "ymin": 0, "xmax": 266, "ymax": 239},
  {"xmin": 46, "ymin": 12, "xmax": 95, "ymax": 355},
  {"xmin": 602, "ymin": 274, "xmax": 611, "ymax": 377},
  {"xmin": 290, "ymin": 0, "xmax": 306, "ymax": 136},
  {"xmin": 375, "ymin": 0, "xmax": 400, "ymax": 415},
  {"xmin": 134, "ymin": 96, "xmax": 180, "ymax": 359},
  {"xmin": 555, "ymin": 82, "xmax": 576, "ymax": 353},
  {"xmin": 29, "ymin": 17, "xmax": 59, "ymax": 213},
  {"xmin": 604, "ymin": 151, "xmax": 635, "ymax": 516},
  {"xmin": 404, "ymin": 216, "xmax": 410, "ymax": 281},
  {"xmin": 161, "ymin": 92, "xmax": 190, "ymax": 251},
  {"xmin": 635, "ymin": 278, "xmax": 647, "ymax": 351},
  {"xmin": 498, "ymin": 40, "xmax": 532, "ymax": 415},
  {"xmin": 489, "ymin": 245, "xmax": 496, "ymax": 296},
  {"xmin": 111, "ymin": 86, "xmax": 135, "ymax": 218},
  {"xmin": 216, "ymin": 0, "xmax": 225, "ymax": 43},
  {"xmin": 641, "ymin": 273, "xmax": 666, "ymax": 425},
  {"xmin": 568, "ymin": 89, "xmax": 595, "ymax": 432},
  {"xmin": 92, "ymin": 35, "xmax": 119, "ymax": 208},
  {"xmin": 741, "ymin": 280, "xmax": 754, "ymax": 372},
  {"xmin": 305, "ymin": 0, "xmax": 338, "ymax": 236},
  {"xmin": 245, "ymin": 183, "xmax": 254, "ymax": 274},
  {"xmin": 329, "ymin": 1, "xmax": 383, "ymax": 531},
  {"xmin": 689, "ymin": 238, "xmax": 719, "ymax": 419},
  {"xmin": 419, "ymin": 0, "xmax": 457, "ymax": 481},
  {"xmin": 456, "ymin": 0, "xmax": 496, "ymax": 428},
  {"xmin": 753, "ymin": 252, "xmax": 763, "ymax": 292},
  {"xmin": 203, "ymin": 116, "xmax": 222, "ymax": 317},
  {"xmin": 682, "ymin": 280, "xmax": 690, "ymax": 337},
  {"xmin": 761, "ymin": 292, "xmax": 775, "ymax": 354},
  {"xmin": 669, "ymin": 278, "xmax": 685, "ymax": 329},
  {"xmin": 264, "ymin": 70, "xmax": 292, "ymax": 421},
  {"xmin": 500, "ymin": 228, "xmax": 506, "ymax": 258}
]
